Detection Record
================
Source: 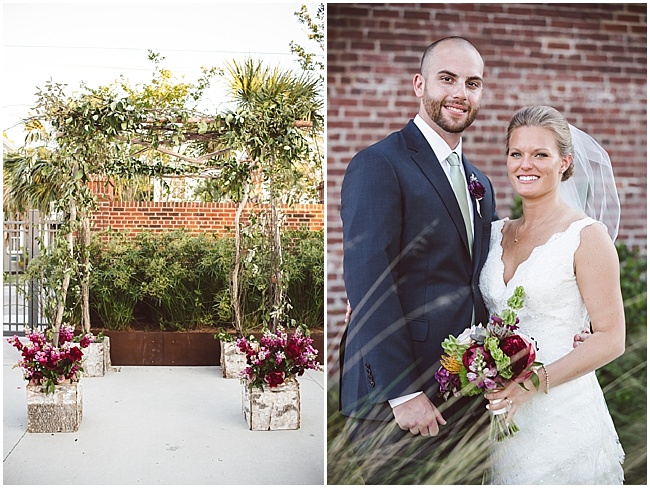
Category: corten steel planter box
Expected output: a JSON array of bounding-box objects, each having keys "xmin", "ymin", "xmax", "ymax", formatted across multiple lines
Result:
[
  {"xmin": 99, "ymin": 331, "xmax": 218, "ymax": 366},
  {"xmin": 26, "ymin": 382, "xmax": 83, "ymax": 433},
  {"xmin": 99, "ymin": 329, "xmax": 324, "ymax": 367}
]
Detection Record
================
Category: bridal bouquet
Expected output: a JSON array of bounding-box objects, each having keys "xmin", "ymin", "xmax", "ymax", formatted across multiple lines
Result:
[{"xmin": 434, "ymin": 286, "xmax": 542, "ymax": 441}]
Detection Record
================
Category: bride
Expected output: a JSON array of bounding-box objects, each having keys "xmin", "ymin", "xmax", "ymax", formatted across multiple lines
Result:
[{"xmin": 480, "ymin": 105, "xmax": 625, "ymax": 484}]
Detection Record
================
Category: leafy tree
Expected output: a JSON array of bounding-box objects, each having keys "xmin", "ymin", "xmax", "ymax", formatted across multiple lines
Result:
[
  {"xmin": 5, "ymin": 56, "xmax": 227, "ymax": 342},
  {"xmin": 290, "ymin": 3, "xmax": 325, "ymax": 75},
  {"xmin": 220, "ymin": 58, "xmax": 323, "ymax": 333}
]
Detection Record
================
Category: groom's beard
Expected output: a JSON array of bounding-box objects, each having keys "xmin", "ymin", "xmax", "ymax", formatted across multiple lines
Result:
[{"xmin": 423, "ymin": 92, "xmax": 479, "ymax": 134}]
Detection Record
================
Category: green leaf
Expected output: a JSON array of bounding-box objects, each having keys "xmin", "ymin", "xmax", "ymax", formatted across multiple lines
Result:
[{"xmin": 530, "ymin": 371, "xmax": 540, "ymax": 391}]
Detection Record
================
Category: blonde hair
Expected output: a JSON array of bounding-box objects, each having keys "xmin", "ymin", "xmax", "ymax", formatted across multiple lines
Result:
[{"xmin": 506, "ymin": 105, "xmax": 574, "ymax": 181}]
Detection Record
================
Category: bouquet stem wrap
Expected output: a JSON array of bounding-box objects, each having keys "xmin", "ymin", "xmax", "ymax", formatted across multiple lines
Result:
[{"xmin": 487, "ymin": 389, "xmax": 519, "ymax": 441}]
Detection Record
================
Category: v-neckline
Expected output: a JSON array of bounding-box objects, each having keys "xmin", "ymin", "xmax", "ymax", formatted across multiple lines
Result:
[{"xmin": 498, "ymin": 217, "xmax": 590, "ymax": 287}]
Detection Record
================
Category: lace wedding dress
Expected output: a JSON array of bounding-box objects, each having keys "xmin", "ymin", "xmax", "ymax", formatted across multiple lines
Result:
[{"xmin": 479, "ymin": 217, "xmax": 625, "ymax": 485}]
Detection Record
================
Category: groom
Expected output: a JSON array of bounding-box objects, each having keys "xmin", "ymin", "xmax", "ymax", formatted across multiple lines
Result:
[{"xmin": 339, "ymin": 36, "xmax": 497, "ymax": 483}]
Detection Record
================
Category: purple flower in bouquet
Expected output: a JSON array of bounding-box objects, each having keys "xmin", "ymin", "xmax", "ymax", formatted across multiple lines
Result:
[
  {"xmin": 434, "ymin": 366, "xmax": 462, "ymax": 400},
  {"xmin": 462, "ymin": 344, "xmax": 501, "ymax": 390}
]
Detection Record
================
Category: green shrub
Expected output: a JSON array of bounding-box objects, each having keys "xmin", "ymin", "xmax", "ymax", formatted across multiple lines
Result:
[
  {"xmin": 88, "ymin": 231, "xmax": 142, "ymax": 330},
  {"xmin": 86, "ymin": 228, "xmax": 323, "ymax": 332},
  {"xmin": 597, "ymin": 243, "xmax": 647, "ymax": 485},
  {"xmin": 284, "ymin": 228, "xmax": 324, "ymax": 328}
]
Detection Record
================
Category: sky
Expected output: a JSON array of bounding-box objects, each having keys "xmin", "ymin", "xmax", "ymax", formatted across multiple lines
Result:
[{"xmin": 2, "ymin": 2, "xmax": 322, "ymax": 145}]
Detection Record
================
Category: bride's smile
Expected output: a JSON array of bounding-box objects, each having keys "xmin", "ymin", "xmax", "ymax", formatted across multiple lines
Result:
[{"xmin": 507, "ymin": 126, "xmax": 571, "ymax": 199}]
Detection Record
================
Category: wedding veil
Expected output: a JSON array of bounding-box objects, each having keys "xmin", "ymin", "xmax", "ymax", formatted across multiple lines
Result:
[{"xmin": 559, "ymin": 125, "xmax": 621, "ymax": 241}]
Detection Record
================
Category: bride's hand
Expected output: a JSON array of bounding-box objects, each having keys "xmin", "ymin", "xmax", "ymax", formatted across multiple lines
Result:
[{"xmin": 484, "ymin": 376, "xmax": 540, "ymax": 425}]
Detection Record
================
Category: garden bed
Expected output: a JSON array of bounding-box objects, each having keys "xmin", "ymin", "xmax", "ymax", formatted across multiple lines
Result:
[{"xmin": 97, "ymin": 329, "xmax": 324, "ymax": 366}]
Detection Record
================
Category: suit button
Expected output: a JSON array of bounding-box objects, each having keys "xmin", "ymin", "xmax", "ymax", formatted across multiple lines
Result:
[{"xmin": 364, "ymin": 362, "xmax": 375, "ymax": 388}]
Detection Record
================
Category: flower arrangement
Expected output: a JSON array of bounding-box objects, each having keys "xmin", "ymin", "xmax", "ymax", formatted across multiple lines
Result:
[
  {"xmin": 236, "ymin": 324, "xmax": 320, "ymax": 391},
  {"xmin": 434, "ymin": 286, "xmax": 541, "ymax": 440},
  {"xmin": 7, "ymin": 324, "xmax": 94, "ymax": 395}
]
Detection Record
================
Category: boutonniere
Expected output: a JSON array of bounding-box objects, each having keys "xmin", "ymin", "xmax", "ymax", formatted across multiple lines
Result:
[{"xmin": 468, "ymin": 174, "xmax": 485, "ymax": 218}]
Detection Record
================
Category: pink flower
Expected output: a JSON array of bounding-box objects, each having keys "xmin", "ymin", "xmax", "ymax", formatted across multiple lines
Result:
[
  {"xmin": 58, "ymin": 325, "xmax": 75, "ymax": 344},
  {"xmin": 79, "ymin": 334, "xmax": 93, "ymax": 348},
  {"xmin": 7, "ymin": 326, "xmax": 89, "ymax": 391},
  {"xmin": 238, "ymin": 326, "xmax": 320, "ymax": 391}
]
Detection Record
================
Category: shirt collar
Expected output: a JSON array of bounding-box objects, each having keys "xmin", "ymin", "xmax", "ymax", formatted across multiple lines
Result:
[{"xmin": 414, "ymin": 114, "xmax": 463, "ymax": 164}]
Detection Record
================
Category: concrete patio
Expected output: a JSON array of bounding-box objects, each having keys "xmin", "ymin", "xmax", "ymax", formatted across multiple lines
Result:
[{"xmin": 3, "ymin": 339, "xmax": 325, "ymax": 485}]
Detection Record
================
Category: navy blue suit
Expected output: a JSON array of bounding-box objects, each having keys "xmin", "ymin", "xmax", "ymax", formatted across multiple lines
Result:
[{"xmin": 340, "ymin": 120, "xmax": 497, "ymax": 421}]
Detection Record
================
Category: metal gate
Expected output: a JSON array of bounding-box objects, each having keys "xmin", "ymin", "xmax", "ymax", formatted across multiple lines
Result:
[{"xmin": 3, "ymin": 210, "xmax": 58, "ymax": 336}]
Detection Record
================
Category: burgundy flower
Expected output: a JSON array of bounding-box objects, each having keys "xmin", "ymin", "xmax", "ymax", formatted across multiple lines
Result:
[
  {"xmin": 237, "ymin": 327, "xmax": 319, "ymax": 391},
  {"xmin": 266, "ymin": 371, "xmax": 285, "ymax": 388},
  {"xmin": 8, "ymin": 336, "xmax": 24, "ymax": 352},
  {"xmin": 462, "ymin": 344, "xmax": 493, "ymax": 371},
  {"xmin": 285, "ymin": 339, "xmax": 302, "ymax": 360},
  {"xmin": 66, "ymin": 346, "xmax": 83, "ymax": 363},
  {"xmin": 79, "ymin": 334, "xmax": 93, "ymax": 348},
  {"xmin": 468, "ymin": 174, "xmax": 486, "ymax": 200},
  {"xmin": 31, "ymin": 371, "xmax": 44, "ymax": 382},
  {"xmin": 500, "ymin": 335, "xmax": 535, "ymax": 379}
]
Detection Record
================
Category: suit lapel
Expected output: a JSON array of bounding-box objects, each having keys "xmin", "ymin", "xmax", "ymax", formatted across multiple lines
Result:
[{"xmin": 404, "ymin": 121, "xmax": 472, "ymax": 256}]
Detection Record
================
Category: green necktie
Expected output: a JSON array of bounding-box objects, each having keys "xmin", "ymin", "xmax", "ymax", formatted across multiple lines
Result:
[{"xmin": 447, "ymin": 152, "xmax": 473, "ymax": 255}]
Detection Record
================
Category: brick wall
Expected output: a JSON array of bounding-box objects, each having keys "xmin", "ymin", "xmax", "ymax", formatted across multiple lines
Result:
[
  {"xmin": 87, "ymin": 177, "xmax": 323, "ymax": 236},
  {"xmin": 91, "ymin": 200, "xmax": 324, "ymax": 237},
  {"xmin": 327, "ymin": 3, "xmax": 647, "ymax": 369}
]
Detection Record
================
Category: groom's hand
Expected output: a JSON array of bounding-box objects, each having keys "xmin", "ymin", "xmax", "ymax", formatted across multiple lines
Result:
[
  {"xmin": 392, "ymin": 393, "xmax": 447, "ymax": 436},
  {"xmin": 573, "ymin": 331, "xmax": 590, "ymax": 348}
]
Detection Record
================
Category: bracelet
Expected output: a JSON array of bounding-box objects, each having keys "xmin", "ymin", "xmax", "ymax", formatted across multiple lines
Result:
[{"xmin": 538, "ymin": 365, "xmax": 549, "ymax": 394}]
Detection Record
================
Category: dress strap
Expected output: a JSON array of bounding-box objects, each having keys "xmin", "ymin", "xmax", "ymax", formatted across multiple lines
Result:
[{"xmin": 566, "ymin": 217, "xmax": 604, "ymax": 239}]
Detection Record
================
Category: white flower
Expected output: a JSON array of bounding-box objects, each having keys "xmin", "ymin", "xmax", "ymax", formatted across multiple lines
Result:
[{"xmin": 457, "ymin": 324, "xmax": 482, "ymax": 345}]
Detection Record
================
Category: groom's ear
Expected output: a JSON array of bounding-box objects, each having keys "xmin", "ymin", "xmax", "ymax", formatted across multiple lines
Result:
[{"xmin": 413, "ymin": 73, "xmax": 425, "ymax": 98}]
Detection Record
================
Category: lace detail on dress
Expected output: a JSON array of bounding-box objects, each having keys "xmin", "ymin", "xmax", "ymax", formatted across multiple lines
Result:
[{"xmin": 479, "ymin": 217, "xmax": 625, "ymax": 485}]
